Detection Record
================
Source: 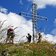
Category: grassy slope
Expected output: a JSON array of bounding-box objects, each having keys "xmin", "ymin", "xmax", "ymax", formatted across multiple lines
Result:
[{"xmin": 0, "ymin": 41, "xmax": 56, "ymax": 56}]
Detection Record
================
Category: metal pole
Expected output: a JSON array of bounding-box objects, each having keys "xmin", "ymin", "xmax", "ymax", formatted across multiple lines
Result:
[{"xmin": 32, "ymin": 3, "xmax": 37, "ymax": 42}]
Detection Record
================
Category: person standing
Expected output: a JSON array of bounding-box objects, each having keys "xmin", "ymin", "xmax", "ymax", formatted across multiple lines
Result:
[
  {"xmin": 26, "ymin": 33, "xmax": 31, "ymax": 43},
  {"xmin": 6, "ymin": 26, "xmax": 15, "ymax": 44},
  {"xmin": 38, "ymin": 33, "xmax": 42, "ymax": 43}
]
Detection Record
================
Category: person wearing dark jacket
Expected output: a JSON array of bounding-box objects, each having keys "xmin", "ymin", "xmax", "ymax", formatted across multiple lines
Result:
[
  {"xmin": 26, "ymin": 33, "xmax": 31, "ymax": 43},
  {"xmin": 38, "ymin": 33, "xmax": 42, "ymax": 43},
  {"xmin": 6, "ymin": 27, "xmax": 15, "ymax": 44}
]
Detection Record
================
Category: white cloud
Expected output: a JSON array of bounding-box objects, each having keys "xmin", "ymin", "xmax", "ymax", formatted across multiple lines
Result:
[
  {"xmin": 28, "ymin": 0, "xmax": 56, "ymax": 9},
  {"xmin": 41, "ymin": 32, "xmax": 56, "ymax": 44},
  {"xmin": 0, "ymin": 8, "xmax": 32, "ymax": 43},
  {"xmin": 0, "ymin": 7, "xmax": 8, "ymax": 14}
]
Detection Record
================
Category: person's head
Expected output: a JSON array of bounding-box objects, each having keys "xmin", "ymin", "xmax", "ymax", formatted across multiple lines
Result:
[
  {"xmin": 8, "ymin": 25, "xmax": 13, "ymax": 29},
  {"xmin": 28, "ymin": 33, "xmax": 30, "ymax": 35},
  {"xmin": 38, "ymin": 32, "xmax": 41, "ymax": 35}
]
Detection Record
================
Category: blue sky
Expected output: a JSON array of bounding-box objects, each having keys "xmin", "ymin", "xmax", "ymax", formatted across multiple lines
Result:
[{"xmin": 0, "ymin": 0, "xmax": 56, "ymax": 35}]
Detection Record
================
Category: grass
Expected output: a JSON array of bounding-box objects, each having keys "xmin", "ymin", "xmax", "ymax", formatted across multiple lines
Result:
[{"xmin": 0, "ymin": 41, "xmax": 56, "ymax": 56}]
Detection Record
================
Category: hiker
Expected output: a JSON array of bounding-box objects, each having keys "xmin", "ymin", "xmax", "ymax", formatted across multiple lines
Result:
[
  {"xmin": 26, "ymin": 33, "xmax": 31, "ymax": 43},
  {"xmin": 38, "ymin": 32, "xmax": 42, "ymax": 43},
  {"xmin": 6, "ymin": 26, "xmax": 15, "ymax": 44}
]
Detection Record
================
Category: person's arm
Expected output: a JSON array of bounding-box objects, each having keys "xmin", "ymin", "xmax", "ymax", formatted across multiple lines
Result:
[
  {"xmin": 26, "ymin": 36, "xmax": 28, "ymax": 38},
  {"xmin": 7, "ymin": 30, "xmax": 9, "ymax": 35}
]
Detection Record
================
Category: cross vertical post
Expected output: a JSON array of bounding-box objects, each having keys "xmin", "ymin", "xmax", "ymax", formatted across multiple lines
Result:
[{"xmin": 32, "ymin": 3, "xmax": 37, "ymax": 42}]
